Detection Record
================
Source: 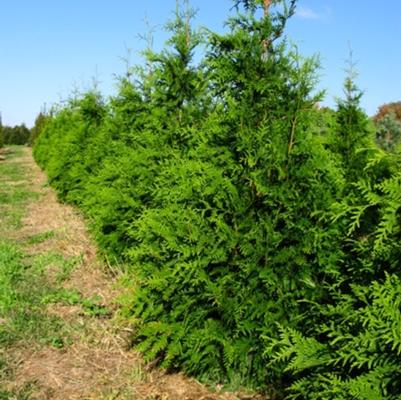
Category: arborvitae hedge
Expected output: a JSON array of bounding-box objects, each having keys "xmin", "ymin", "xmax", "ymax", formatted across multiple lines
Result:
[{"xmin": 33, "ymin": 1, "xmax": 401, "ymax": 398}]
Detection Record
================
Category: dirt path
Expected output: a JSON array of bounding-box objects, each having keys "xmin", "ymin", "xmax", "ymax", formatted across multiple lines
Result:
[{"xmin": 1, "ymin": 147, "xmax": 263, "ymax": 400}]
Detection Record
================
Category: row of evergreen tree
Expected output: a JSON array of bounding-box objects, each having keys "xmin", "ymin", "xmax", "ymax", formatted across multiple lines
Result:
[
  {"xmin": 31, "ymin": 1, "xmax": 401, "ymax": 398},
  {"xmin": 0, "ymin": 122, "xmax": 30, "ymax": 147},
  {"xmin": 0, "ymin": 113, "xmax": 48, "ymax": 148}
]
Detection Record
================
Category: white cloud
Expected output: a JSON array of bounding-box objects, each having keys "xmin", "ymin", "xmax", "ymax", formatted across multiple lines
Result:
[
  {"xmin": 296, "ymin": 5, "xmax": 333, "ymax": 21},
  {"xmin": 296, "ymin": 6, "xmax": 320, "ymax": 20}
]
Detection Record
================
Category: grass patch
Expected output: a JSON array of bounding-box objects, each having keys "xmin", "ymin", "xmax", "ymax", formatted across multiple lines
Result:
[
  {"xmin": 0, "ymin": 240, "xmax": 107, "ymax": 349},
  {"xmin": 0, "ymin": 147, "xmax": 74, "ymax": 390},
  {"xmin": 26, "ymin": 230, "xmax": 56, "ymax": 245},
  {"xmin": 30, "ymin": 251, "xmax": 80, "ymax": 283},
  {"xmin": 0, "ymin": 352, "xmax": 39, "ymax": 400},
  {"xmin": 0, "ymin": 152, "xmax": 82, "ymax": 344},
  {"xmin": 0, "ymin": 150, "xmax": 39, "ymax": 231},
  {"xmin": 0, "ymin": 165, "xmax": 24, "ymax": 184},
  {"xmin": 0, "ymin": 383, "xmax": 38, "ymax": 400},
  {"xmin": 42, "ymin": 288, "xmax": 110, "ymax": 318},
  {"xmin": 0, "ymin": 148, "xmax": 82, "ymax": 382},
  {"xmin": 0, "ymin": 148, "xmax": 26, "ymax": 183},
  {"xmin": 0, "ymin": 240, "xmax": 70, "ymax": 348},
  {"xmin": 0, "ymin": 353, "xmax": 12, "ymax": 382}
]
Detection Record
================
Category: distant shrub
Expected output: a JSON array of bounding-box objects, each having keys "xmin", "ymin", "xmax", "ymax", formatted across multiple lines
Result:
[
  {"xmin": 375, "ymin": 112, "xmax": 401, "ymax": 152},
  {"xmin": 373, "ymin": 101, "xmax": 401, "ymax": 123}
]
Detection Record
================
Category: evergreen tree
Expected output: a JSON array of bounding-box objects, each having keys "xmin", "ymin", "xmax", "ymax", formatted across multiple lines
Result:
[
  {"xmin": 266, "ymin": 60, "xmax": 401, "ymax": 400},
  {"xmin": 78, "ymin": 0, "xmax": 207, "ymax": 257},
  {"xmin": 127, "ymin": 0, "xmax": 344, "ymax": 390},
  {"xmin": 267, "ymin": 150, "xmax": 401, "ymax": 398},
  {"xmin": 33, "ymin": 90, "xmax": 107, "ymax": 201},
  {"xmin": 331, "ymin": 56, "xmax": 375, "ymax": 183}
]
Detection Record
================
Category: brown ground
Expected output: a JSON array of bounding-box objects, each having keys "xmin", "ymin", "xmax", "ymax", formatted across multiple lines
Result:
[{"xmin": 2, "ymin": 147, "xmax": 266, "ymax": 400}]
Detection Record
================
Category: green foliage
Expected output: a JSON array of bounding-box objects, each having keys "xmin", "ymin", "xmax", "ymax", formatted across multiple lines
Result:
[
  {"xmin": 267, "ymin": 274, "xmax": 401, "ymax": 399},
  {"xmin": 126, "ymin": 1, "xmax": 345, "ymax": 387},
  {"xmin": 31, "ymin": 0, "xmax": 401, "ymax": 398},
  {"xmin": 335, "ymin": 150, "xmax": 401, "ymax": 281},
  {"xmin": 33, "ymin": 90, "xmax": 108, "ymax": 202},
  {"xmin": 265, "ymin": 145, "xmax": 401, "ymax": 398}
]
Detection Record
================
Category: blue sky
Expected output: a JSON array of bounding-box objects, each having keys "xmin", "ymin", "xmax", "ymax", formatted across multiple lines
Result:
[{"xmin": 0, "ymin": 0, "xmax": 400, "ymax": 127}]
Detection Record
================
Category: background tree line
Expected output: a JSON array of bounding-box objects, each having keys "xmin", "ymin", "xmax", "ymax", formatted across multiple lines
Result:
[
  {"xmin": 0, "ymin": 112, "xmax": 49, "ymax": 148},
  {"xmin": 0, "ymin": 121, "xmax": 30, "ymax": 146}
]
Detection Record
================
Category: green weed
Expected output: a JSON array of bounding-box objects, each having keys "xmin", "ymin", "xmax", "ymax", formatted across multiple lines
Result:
[
  {"xmin": 26, "ymin": 230, "xmax": 56, "ymax": 245},
  {"xmin": 42, "ymin": 288, "xmax": 110, "ymax": 318}
]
